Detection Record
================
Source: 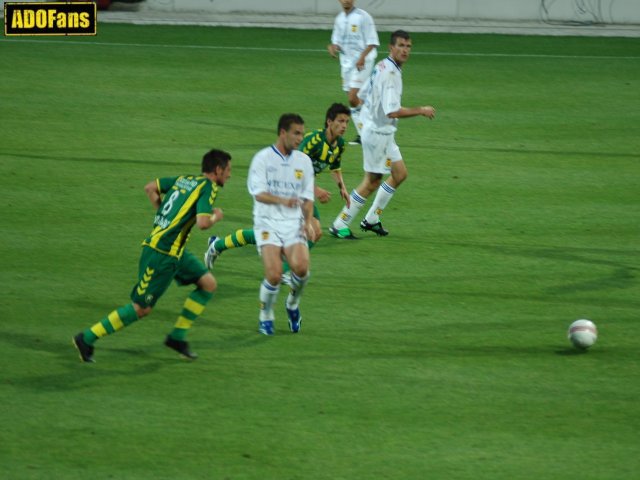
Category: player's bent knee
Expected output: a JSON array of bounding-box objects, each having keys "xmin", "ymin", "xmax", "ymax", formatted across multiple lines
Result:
[
  {"xmin": 198, "ymin": 272, "xmax": 217, "ymax": 293},
  {"xmin": 291, "ymin": 265, "xmax": 309, "ymax": 278},
  {"xmin": 266, "ymin": 272, "xmax": 283, "ymax": 286},
  {"xmin": 360, "ymin": 176, "xmax": 381, "ymax": 196},
  {"xmin": 394, "ymin": 171, "xmax": 408, "ymax": 185},
  {"xmin": 368, "ymin": 179, "xmax": 382, "ymax": 193},
  {"xmin": 134, "ymin": 303, "xmax": 152, "ymax": 318},
  {"xmin": 391, "ymin": 164, "xmax": 408, "ymax": 185},
  {"xmin": 288, "ymin": 255, "xmax": 309, "ymax": 279},
  {"xmin": 264, "ymin": 263, "xmax": 283, "ymax": 286}
]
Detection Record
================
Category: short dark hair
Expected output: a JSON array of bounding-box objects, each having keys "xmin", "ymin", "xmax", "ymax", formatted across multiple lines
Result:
[
  {"xmin": 390, "ymin": 30, "xmax": 411, "ymax": 45},
  {"xmin": 202, "ymin": 149, "xmax": 231, "ymax": 173},
  {"xmin": 325, "ymin": 103, "xmax": 351, "ymax": 127},
  {"xmin": 277, "ymin": 113, "xmax": 305, "ymax": 134}
]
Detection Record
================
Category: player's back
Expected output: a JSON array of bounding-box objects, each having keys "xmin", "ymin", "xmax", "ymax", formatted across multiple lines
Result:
[{"xmin": 144, "ymin": 175, "xmax": 216, "ymax": 257}]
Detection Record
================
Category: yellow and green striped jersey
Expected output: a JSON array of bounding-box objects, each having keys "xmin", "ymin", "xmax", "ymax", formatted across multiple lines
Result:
[
  {"xmin": 299, "ymin": 128, "xmax": 346, "ymax": 175},
  {"xmin": 142, "ymin": 175, "xmax": 218, "ymax": 258}
]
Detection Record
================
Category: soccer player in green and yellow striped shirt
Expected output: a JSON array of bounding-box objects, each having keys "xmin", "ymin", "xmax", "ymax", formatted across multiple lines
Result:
[
  {"xmin": 72, "ymin": 149, "xmax": 232, "ymax": 362},
  {"xmin": 300, "ymin": 103, "xmax": 352, "ymax": 214}
]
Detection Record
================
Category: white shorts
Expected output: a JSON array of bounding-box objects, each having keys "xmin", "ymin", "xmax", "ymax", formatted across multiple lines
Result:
[
  {"xmin": 254, "ymin": 218, "xmax": 307, "ymax": 250},
  {"xmin": 341, "ymin": 57, "xmax": 375, "ymax": 92},
  {"xmin": 361, "ymin": 128, "xmax": 403, "ymax": 174}
]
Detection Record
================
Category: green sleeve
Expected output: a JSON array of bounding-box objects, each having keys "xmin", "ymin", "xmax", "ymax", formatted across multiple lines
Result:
[
  {"xmin": 158, "ymin": 176, "xmax": 179, "ymax": 194},
  {"xmin": 196, "ymin": 181, "xmax": 218, "ymax": 215}
]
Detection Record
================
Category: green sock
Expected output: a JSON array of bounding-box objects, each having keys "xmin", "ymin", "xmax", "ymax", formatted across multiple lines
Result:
[
  {"xmin": 214, "ymin": 229, "xmax": 256, "ymax": 253},
  {"xmin": 84, "ymin": 303, "xmax": 138, "ymax": 345},
  {"xmin": 169, "ymin": 289, "xmax": 214, "ymax": 341}
]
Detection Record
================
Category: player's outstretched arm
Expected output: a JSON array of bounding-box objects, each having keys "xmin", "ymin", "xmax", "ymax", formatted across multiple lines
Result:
[{"xmin": 388, "ymin": 106, "xmax": 436, "ymax": 120}]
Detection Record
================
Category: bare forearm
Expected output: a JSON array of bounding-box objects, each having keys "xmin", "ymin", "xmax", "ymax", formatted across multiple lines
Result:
[
  {"xmin": 358, "ymin": 44, "xmax": 376, "ymax": 61},
  {"xmin": 302, "ymin": 200, "xmax": 314, "ymax": 223},
  {"xmin": 331, "ymin": 170, "xmax": 345, "ymax": 190},
  {"xmin": 388, "ymin": 105, "xmax": 436, "ymax": 119},
  {"xmin": 196, "ymin": 209, "xmax": 223, "ymax": 230},
  {"xmin": 327, "ymin": 43, "xmax": 340, "ymax": 57},
  {"xmin": 144, "ymin": 181, "xmax": 162, "ymax": 209},
  {"xmin": 255, "ymin": 192, "xmax": 301, "ymax": 208}
]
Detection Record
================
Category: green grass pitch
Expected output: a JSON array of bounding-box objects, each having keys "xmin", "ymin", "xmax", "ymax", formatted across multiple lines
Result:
[{"xmin": 1, "ymin": 24, "xmax": 639, "ymax": 479}]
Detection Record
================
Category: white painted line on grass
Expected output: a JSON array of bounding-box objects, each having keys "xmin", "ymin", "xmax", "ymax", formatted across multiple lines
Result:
[{"xmin": 2, "ymin": 38, "xmax": 639, "ymax": 60}]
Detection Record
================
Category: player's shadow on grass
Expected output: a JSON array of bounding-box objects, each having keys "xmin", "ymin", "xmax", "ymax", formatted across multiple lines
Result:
[
  {"xmin": 554, "ymin": 347, "xmax": 593, "ymax": 356},
  {"xmin": 65, "ymin": 297, "xmax": 265, "ymax": 352},
  {"xmin": 0, "ymin": 331, "xmax": 172, "ymax": 391},
  {"xmin": 213, "ymin": 275, "xmax": 261, "ymax": 293},
  {"xmin": 0, "ymin": 329, "xmax": 175, "ymax": 366},
  {"xmin": 439, "ymin": 241, "xmax": 639, "ymax": 298},
  {"xmin": 0, "ymin": 330, "xmax": 63, "ymax": 356},
  {"xmin": 385, "ymin": 345, "xmax": 608, "ymax": 359}
]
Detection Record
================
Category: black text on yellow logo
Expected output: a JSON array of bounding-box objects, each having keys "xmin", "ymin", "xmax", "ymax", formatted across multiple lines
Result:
[{"xmin": 4, "ymin": 2, "xmax": 97, "ymax": 36}]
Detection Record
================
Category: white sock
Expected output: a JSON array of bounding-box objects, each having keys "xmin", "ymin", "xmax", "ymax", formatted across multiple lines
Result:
[
  {"xmin": 332, "ymin": 190, "xmax": 367, "ymax": 229},
  {"xmin": 365, "ymin": 181, "xmax": 396, "ymax": 224},
  {"xmin": 286, "ymin": 272, "xmax": 310, "ymax": 310},
  {"xmin": 351, "ymin": 107, "xmax": 363, "ymax": 135},
  {"xmin": 259, "ymin": 279, "xmax": 279, "ymax": 321}
]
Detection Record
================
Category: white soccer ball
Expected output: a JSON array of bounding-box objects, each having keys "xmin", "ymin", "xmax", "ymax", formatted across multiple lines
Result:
[{"xmin": 568, "ymin": 319, "xmax": 598, "ymax": 349}]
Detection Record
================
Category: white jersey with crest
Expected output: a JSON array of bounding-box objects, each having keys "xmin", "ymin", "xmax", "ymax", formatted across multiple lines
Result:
[
  {"xmin": 331, "ymin": 7, "xmax": 379, "ymax": 70},
  {"xmin": 358, "ymin": 57, "xmax": 403, "ymax": 134},
  {"xmin": 247, "ymin": 145, "xmax": 315, "ymax": 225}
]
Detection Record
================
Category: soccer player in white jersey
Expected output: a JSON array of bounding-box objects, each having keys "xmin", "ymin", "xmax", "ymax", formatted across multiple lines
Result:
[
  {"xmin": 329, "ymin": 30, "xmax": 436, "ymax": 239},
  {"xmin": 327, "ymin": 0, "xmax": 379, "ymax": 144},
  {"xmin": 247, "ymin": 113, "xmax": 318, "ymax": 335}
]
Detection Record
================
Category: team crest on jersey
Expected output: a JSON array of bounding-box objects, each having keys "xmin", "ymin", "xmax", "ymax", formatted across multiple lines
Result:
[
  {"xmin": 262, "ymin": 231, "xmax": 270, "ymax": 240},
  {"xmin": 294, "ymin": 169, "xmax": 304, "ymax": 179},
  {"xmin": 351, "ymin": 24, "xmax": 357, "ymax": 32},
  {"xmin": 145, "ymin": 294, "xmax": 154, "ymax": 304},
  {"xmin": 385, "ymin": 159, "xmax": 392, "ymax": 168}
]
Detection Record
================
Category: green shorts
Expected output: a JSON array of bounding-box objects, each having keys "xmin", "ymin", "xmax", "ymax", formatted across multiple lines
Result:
[
  {"xmin": 130, "ymin": 246, "xmax": 208, "ymax": 308},
  {"xmin": 313, "ymin": 203, "xmax": 320, "ymax": 220}
]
